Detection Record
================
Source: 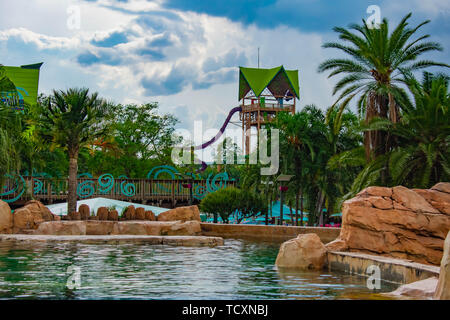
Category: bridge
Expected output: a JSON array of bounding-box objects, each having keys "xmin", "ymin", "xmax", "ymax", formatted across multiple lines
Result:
[{"xmin": 1, "ymin": 168, "xmax": 235, "ymax": 208}]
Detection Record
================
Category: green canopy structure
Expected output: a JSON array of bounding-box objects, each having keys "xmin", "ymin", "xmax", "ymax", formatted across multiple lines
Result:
[
  {"xmin": 1, "ymin": 62, "xmax": 42, "ymax": 109},
  {"xmin": 238, "ymin": 65, "xmax": 299, "ymax": 100}
]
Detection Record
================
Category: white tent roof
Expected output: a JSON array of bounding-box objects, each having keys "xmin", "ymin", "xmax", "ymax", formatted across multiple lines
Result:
[{"xmin": 46, "ymin": 197, "xmax": 169, "ymax": 216}]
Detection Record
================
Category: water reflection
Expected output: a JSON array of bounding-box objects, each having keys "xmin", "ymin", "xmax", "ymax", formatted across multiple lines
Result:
[{"xmin": 0, "ymin": 239, "xmax": 398, "ymax": 300}]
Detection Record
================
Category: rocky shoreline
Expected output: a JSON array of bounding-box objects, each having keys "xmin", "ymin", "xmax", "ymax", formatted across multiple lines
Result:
[{"xmin": 275, "ymin": 182, "xmax": 450, "ymax": 300}]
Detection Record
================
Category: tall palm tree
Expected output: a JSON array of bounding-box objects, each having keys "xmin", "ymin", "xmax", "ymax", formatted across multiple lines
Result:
[
  {"xmin": 318, "ymin": 13, "xmax": 448, "ymax": 163},
  {"xmin": 33, "ymin": 88, "xmax": 110, "ymax": 214},
  {"xmin": 372, "ymin": 72, "xmax": 450, "ymax": 188}
]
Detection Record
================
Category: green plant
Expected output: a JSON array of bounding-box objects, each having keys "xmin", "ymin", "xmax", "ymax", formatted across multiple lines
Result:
[
  {"xmin": 200, "ymin": 187, "xmax": 267, "ymax": 224},
  {"xmin": 318, "ymin": 13, "xmax": 448, "ymax": 162},
  {"xmin": 32, "ymin": 88, "xmax": 111, "ymax": 214}
]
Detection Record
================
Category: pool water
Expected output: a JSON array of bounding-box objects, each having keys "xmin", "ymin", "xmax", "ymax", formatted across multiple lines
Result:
[{"xmin": 0, "ymin": 239, "xmax": 398, "ymax": 300}]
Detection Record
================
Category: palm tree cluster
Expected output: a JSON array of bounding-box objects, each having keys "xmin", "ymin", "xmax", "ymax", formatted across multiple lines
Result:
[{"xmin": 237, "ymin": 13, "xmax": 449, "ymax": 225}]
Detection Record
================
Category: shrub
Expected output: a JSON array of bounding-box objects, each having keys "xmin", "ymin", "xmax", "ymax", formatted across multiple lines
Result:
[{"xmin": 200, "ymin": 187, "xmax": 267, "ymax": 224}]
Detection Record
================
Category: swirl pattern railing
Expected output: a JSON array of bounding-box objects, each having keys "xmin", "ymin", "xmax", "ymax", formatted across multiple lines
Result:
[{"xmin": 0, "ymin": 166, "xmax": 234, "ymax": 203}]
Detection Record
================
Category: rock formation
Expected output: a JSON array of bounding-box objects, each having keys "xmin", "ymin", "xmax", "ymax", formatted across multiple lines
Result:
[
  {"xmin": 145, "ymin": 210, "xmax": 156, "ymax": 221},
  {"xmin": 35, "ymin": 221, "xmax": 87, "ymax": 235},
  {"xmin": 13, "ymin": 207, "xmax": 44, "ymax": 231},
  {"xmin": 331, "ymin": 183, "xmax": 450, "ymax": 265},
  {"xmin": 108, "ymin": 209, "xmax": 119, "ymax": 221},
  {"xmin": 0, "ymin": 201, "xmax": 13, "ymax": 234},
  {"xmin": 97, "ymin": 207, "xmax": 108, "ymax": 221},
  {"xmin": 434, "ymin": 231, "xmax": 450, "ymax": 300},
  {"xmin": 24, "ymin": 200, "xmax": 54, "ymax": 221},
  {"xmin": 123, "ymin": 205, "xmax": 135, "ymax": 220},
  {"xmin": 157, "ymin": 205, "xmax": 201, "ymax": 222},
  {"xmin": 10, "ymin": 200, "xmax": 60, "ymax": 233},
  {"xmin": 68, "ymin": 211, "xmax": 81, "ymax": 221},
  {"xmin": 389, "ymin": 277, "xmax": 438, "ymax": 299},
  {"xmin": 135, "ymin": 207, "xmax": 145, "ymax": 220},
  {"xmin": 275, "ymin": 233, "xmax": 327, "ymax": 270},
  {"xmin": 34, "ymin": 220, "xmax": 201, "ymax": 236},
  {"xmin": 79, "ymin": 204, "xmax": 90, "ymax": 220}
]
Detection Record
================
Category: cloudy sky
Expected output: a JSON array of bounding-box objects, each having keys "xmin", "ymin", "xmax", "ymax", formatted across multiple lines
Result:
[{"xmin": 1, "ymin": 0, "xmax": 449, "ymax": 153}]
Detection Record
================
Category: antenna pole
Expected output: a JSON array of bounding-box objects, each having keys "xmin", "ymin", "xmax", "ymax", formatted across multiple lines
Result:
[{"xmin": 257, "ymin": 47, "xmax": 260, "ymax": 68}]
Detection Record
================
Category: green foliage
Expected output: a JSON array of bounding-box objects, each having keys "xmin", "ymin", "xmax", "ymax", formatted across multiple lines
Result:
[
  {"xmin": 319, "ymin": 13, "xmax": 449, "ymax": 161},
  {"xmin": 79, "ymin": 102, "xmax": 179, "ymax": 177},
  {"xmin": 199, "ymin": 187, "xmax": 267, "ymax": 224},
  {"xmin": 32, "ymin": 88, "xmax": 112, "ymax": 158}
]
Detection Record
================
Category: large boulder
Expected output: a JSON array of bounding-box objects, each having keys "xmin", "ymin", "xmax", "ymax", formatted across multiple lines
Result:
[
  {"xmin": 34, "ymin": 221, "xmax": 86, "ymax": 235},
  {"xmin": 97, "ymin": 207, "xmax": 108, "ymax": 221},
  {"xmin": 157, "ymin": 205, "xmax": 201, "ymax": 222},
  {"xmin": 79, "ymin": 204, "xmax": 90, "ymax": 220},
  {"xmin": 145, "ymin": 210, "xmax": 156, "ymax": 221},
  {"xmin": 0, "ymin": 200, "xmax": 13, "ymax": 234},
  {"xmin": 275, "ymin": 233, "xmax": 327, "ymax": 270},
  {"xmin": 335, "ymin": 184, "xmax": 450, "ymax": 265},
  {"xmin": 135, "ymin": 207, "xmax": 145, "ymax": 220},
  {"xmin": 13, "ymin": 207, "xmax": 44, "ymax": 232},
  {"xmin": 12, "ymin": 200, "xmax": 59, "ymax": 233},
  {"xmin": 434, "ymin": 231, "xmax": 450, "ymax": 300},
  {"xmin": 108, "ymin": 209, "xmax": 119, "ymax": 221},
  {"xmin": 389, "ymin": 277, "xmax": 438, "ymax": 299},
  {"xmin": 24, "ymin": 200, "xmax": 54, "ymax": 221},
  {"xmin": 123, "ymin": 205, "xmax": 135, "ymax": 220}
]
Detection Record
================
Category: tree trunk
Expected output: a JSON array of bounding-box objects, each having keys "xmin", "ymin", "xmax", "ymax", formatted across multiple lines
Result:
[
  {"xmin": 317, "ymin": 190, "xmax": 325, "ymax": 226},
  {"xmin": 295, "ymin": 190, "xmax": 299, "ymax": 226},
  {"xmin": 388, "ymin": 92, "xmax": 399, "ymax": 124},
  {"xmin": 68, "ymin": 155, "xmax": 78, "ymax": 214},
  {"xmin": 300, "ymin": 186, "xmax": 304, "ymax": 226},
  {"xmin": 289, "ymin": 199, "xmax": 294, "ymax": 225}
]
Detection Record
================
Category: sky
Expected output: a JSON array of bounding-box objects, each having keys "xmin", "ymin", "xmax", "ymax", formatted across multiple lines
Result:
[{"xmin": 1, "ymin": 0, "xmax": 449, "ymax": 158}]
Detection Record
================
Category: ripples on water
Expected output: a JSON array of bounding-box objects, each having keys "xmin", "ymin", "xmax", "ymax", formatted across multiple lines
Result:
[{"xmin": 0, "ymin": 239, "xmax": 397, "ymax": 300}]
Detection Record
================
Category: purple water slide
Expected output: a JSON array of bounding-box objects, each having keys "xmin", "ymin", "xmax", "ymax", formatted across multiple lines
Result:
[{"xmin": 187, "ymin": 106, "xmax": 242, "ymax": 172}]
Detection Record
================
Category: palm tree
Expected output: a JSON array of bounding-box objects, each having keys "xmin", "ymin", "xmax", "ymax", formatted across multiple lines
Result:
[
  {"xmin": 372, "ymin": 72, "xmax": 450, "ymax": 188},
  {"xmin": 33, "ymin": 88, "xmax": 110, "ymax": 214},
  {"xmin": 318, "ymin": 13, "xmax": 448, "ymax": 163}
]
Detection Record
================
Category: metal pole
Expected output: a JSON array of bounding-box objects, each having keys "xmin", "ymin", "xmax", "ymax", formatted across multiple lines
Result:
[
  {"xmin": 257, "ymin": 47, "xmax": 260, "ymax": 68},
  {"xmin": 279, "ymin": 184, "xmax": 284, "ymax": 225},
  {"xmin": 189, "ymin": 183, "xmax": 193, "ymax": 206}
]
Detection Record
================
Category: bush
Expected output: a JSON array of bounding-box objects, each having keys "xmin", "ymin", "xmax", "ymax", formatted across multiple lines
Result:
[{"xmin": 200, "ymin": 187, "xmax": 267, "ymax": 224}]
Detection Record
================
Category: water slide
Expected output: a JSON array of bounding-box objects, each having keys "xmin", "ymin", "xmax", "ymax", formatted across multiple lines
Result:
[{"xmin": 188, "ymin": 106, "xmax": 242, "ymax": 172}]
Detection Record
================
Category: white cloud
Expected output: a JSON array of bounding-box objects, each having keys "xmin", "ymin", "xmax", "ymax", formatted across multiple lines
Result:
[{"xmin": 0, "ymin": 0, "xmax": 350, "ymax": 152}]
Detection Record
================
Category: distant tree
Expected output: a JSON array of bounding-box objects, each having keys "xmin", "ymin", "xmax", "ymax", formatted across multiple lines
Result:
[
  {"xmin": 233, "ymin": 190, "xmax": 268, "ymax": 224},
  {"xmin": 200, "ymin": 187, "xmax": 267, "ymax": 224},
  {"xmin": 200, "ymin": 187, "xmax": 239, "ymax": 223},
  {"xmin": 84, "ymin": 103, "xmax": 178, "ymax": 177}
]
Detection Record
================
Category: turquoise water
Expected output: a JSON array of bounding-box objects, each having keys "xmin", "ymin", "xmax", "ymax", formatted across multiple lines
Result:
[{"xmin": 0, "ymin": 239, "xmax": 397, "ymax": 300}]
